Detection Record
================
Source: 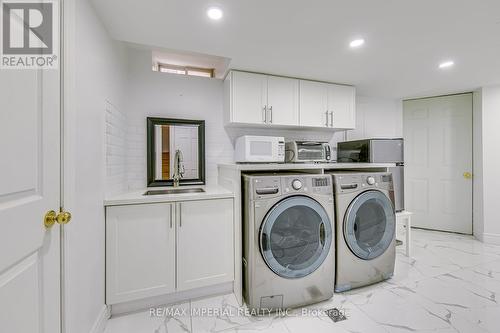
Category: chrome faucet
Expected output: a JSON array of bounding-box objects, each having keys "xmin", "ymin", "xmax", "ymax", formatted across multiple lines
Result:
[{"xmin": 173, "ymin": 149, "xmax": 185, "ymax": 187}]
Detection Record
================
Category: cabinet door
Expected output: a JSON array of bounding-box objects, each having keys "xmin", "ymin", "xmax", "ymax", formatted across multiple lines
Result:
[
  {"xmin": 106, "ymin": 203, "xmax": 175, "ymax": 304},
  {"xmin": 267, "ymin": 76, "xmax": 299, "ymax": 126},
  {"xmin": 231, "ymin": 71, "xmax": 267, "ymax": 124},
  {"xmin": 177, "ymin": 199, "xmax": 234, "ymax": 291},
  {"xmin": 299, "ymin": 80, "xmax": 329, "ymax": 127},
  {"xmin": 328, "ymin": 84, "xmax": 356, "ymax": 129}
]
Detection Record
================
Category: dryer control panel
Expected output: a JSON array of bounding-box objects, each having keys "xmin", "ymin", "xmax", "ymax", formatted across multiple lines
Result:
[{"xmin": 332, "ymin": 172, "xmax": 393, "ymax": 194}]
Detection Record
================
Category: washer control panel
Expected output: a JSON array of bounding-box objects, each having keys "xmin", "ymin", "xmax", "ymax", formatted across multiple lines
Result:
[
  {"xmin": 282, "ymin": 175, "xmax": 332, "ymax": 195},
  {"xmin": 248, "ymin": 174, "xmax": 333, "ymax": 199}
]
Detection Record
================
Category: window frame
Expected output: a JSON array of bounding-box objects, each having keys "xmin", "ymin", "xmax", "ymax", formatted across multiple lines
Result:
[{"xmin": 156, "ymin": 62, "xmax": 215, "ymax": 78}]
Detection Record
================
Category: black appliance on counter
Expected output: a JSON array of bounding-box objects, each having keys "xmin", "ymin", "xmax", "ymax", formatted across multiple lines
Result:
[{"xmin": 337, "ymin": 138, "xmax": 404, "ymax": 212}]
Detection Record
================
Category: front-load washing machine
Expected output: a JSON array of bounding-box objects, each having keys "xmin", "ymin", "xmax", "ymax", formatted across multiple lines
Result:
[
  {"xmin": 242, "ymin": 174, "xmax": 335, "ymax": 311},
  {"xmin": 328, "ymin": 172, "xmax": 396, "ymax": 292}
]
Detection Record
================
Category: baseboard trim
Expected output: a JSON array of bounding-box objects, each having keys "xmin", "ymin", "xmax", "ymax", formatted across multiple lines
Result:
[
  {"xmin": 482, "ymin": 233, "xmax": 500, "ymax": 245},
  {"xmin": 89, "ymin": 304, "xmax": 111, "ymax": 333},
  {"xmin": 110, "ymin": 282, "xmax": 234, "ymax": 316}
]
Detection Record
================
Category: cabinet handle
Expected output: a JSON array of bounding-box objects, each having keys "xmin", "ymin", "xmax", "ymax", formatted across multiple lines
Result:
[
  {"xmin": 178, "ymin": 203, "xmax": 182, "ymax": 227},
  {"xmin": 262, "ymin": 106, "xmax": 267, "ymax": 123},
  {"xmin": 170, "ymin": 204, "xmax": 173, "ymax": 228},
  {"xmin": 330, "ymin": 111, "xmax": 334, "ymax": 127},
  {"xmin": 269, "ymin": 106, "xmax": 273, "ymax": 123},
  {"xmin": 325, "ymin": 111, "xmax": 329, "ymax": 127}
]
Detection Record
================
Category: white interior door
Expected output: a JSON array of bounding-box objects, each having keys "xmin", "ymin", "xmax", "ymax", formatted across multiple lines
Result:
[
  {"xmin": 0, "ymin": 67, "xmax": 61, "ymax": 332},
  {"xmin": 267, "ymin": 76, "xmax": 299, "ymax": 126},
  {"xmin": 170, "ymin": 126, "xmax": 198, "ymax": 179},
  {"xmin": 403, "ymin": 94, "xmax": 473, "ymax": 234}
]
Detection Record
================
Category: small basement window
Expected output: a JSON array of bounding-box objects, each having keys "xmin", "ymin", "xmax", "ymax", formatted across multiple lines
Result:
[{"xmin": 155, "ymin": 63, "xmax": 214, "ymax": 78}]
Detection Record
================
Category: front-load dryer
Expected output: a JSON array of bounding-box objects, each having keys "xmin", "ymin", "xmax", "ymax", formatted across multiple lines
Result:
[
  {"xmin": 328, "ymin": 172, "xmax": 396, "ymax": 292},
  {"xmin": 242, "ymin": 174, "xmax": 335, "ymax": 311}
]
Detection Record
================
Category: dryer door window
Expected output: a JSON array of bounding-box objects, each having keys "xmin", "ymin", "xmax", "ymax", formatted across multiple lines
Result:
[
  {"xmin": 260, "ymin": 196, "xmax": 332, "ymax": 279},
  {"xmin": 344, "ymin": 190, "xmax": 395, "ymax": 260}
]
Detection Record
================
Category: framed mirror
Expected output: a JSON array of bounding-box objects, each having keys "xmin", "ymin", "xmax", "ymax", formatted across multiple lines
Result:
[{"xmin": 147, "ymin": 117, "xmax": 205, "ymax": 187}]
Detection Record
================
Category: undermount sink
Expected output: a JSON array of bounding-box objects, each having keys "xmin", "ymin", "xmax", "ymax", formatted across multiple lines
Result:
[{"xmin": 143, "ymin": 188, "xmax": 205, "ymax": 196}]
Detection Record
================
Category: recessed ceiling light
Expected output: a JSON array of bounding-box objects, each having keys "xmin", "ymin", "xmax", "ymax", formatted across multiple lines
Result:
[
  {"xmin": 439, "ymin": 61, "xmax": 454, "ymax": 69},
  {"xmin": 207, "ymin": 7, "xmax": 223, "ymax": 20},
  {"xmin": 349, "ymin": 39, "xmax": 365, "ymax": 48}
]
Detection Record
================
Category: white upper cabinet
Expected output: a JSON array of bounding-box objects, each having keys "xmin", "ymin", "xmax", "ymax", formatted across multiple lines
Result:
[
  {"xmin": 327, "ymin": 84, "xmax": 356, "ymax": 129},
  {"xmin": 230, "ymin": 71, "xmax": 267, "ymax": 124},
  {"xmin": 267, "ymin": 76, "xmax": 299, "ymax": 126},
  {"xmin": 299, "ymin": 80, "xmax": 329, "ymax": 127},
  {"xmin": 225, "ymin": 70, "xmax": 355, "ymax": 129},
  {"xmin": 226, "ymin": 71, "xmax": 299, "ymax": 126}
]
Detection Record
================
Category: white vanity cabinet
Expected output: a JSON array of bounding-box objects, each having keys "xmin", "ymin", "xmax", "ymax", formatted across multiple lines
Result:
[
  {"xmin": 176, "ymin": 199, "xmax": 234, "ymax": 291},
  {"xmin": 105, "ymin": 197, "xmax": 234, "ymax": 305}
]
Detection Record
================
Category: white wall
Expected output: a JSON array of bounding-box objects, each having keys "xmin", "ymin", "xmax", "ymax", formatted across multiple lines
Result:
[
  {"xmin": 475, "ymin": 86, "xmax": 500, "ymax": 244},
  {"xmin": 124, "ymin": 47, "xmax": 234, "ymax": 188},
  {"xmin": 121, "ymin": 47, "xmax": 403, "ymax": 189},
  {"xmin": 347, "ymin": 95, "xmax": 403, "ymax": 140},
  {"xmin": 65, "ymin": 0, "xmax": 126, "ymax": 332}
]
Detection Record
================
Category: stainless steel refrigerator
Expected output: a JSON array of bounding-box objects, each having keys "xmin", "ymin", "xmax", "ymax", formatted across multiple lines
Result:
[{"xmin": 337, "ymin": 138, "xmax": 404, "ymax": 212}]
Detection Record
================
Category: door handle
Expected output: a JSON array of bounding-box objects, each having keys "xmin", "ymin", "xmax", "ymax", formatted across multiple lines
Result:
[
  {"xmin": 44, "ymin": 210, "xmax": 72, "ymax": 229},
  {"xmin": 325, "ymin": 111, "xmax": 329, "ymax": 127},
  {"xmin": 330, "ymin": 111, "xmax": 334, "ymax": 127},
  {"xmin": 463, "ymin": 172, "xmax": 472, "ymax": 179},
  {"xmin": 262, "ymin": 106, "xmax": 267, "ymax": 123},
  {"xmin": 269, "ymin": 106, "xmax": 273, "ymax": 123},
  {"xmin": 319, "ymin": 222, "xmax": 325, "ymax": 246}
]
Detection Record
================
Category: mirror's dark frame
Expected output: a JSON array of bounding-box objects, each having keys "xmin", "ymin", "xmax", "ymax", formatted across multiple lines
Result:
[{"xmin": 147, "ymin": 117, "xmax": 206, "ymax": 187}]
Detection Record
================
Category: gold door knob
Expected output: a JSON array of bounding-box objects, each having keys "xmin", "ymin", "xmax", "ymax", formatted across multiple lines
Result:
[
  {"xmin": 44, "ymin": 210, "xmax": 72, "ymax": 229},
  {"xmin": 463, "ymin": 172, "xmax": 472, "ymax": 179}
]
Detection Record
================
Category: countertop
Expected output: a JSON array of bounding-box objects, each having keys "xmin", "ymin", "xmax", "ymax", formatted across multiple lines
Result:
[
  {"xmin": 218, "ymin": 162, "xmax": 396, "ymax": 171},
  {"xmin": 104, "ymin": 185, "xmax": 235, "ymax": 206}
]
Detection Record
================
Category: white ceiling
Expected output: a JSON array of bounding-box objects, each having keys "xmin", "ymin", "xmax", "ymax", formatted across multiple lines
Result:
[{"xmin": 91, "ymin": 0, "xmax": 500, "ymax": 99}]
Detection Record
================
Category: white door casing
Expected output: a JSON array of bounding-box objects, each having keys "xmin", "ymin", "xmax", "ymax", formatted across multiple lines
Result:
[
  {"xmin": 0, "ymin": 67, "xmax": 61, "ymax": 332},
  {"xmin": 403, "ymin": 93, "xmax": 473, "ymax": 234}
]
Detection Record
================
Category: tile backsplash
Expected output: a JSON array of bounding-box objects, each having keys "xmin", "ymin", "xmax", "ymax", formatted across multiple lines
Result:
[{"xmin": 105, "ymin": 100, "xmax": 128, "ymax": 196}]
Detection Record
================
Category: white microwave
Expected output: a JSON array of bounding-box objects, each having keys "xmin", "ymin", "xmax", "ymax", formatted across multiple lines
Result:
[{"xmin": 235, "ymin": 136, "xmax": 285, "ymax": 163}]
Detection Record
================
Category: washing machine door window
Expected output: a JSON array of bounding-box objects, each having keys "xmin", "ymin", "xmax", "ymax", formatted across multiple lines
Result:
[
  {"xmin": 260, "ymin": 195, "xmax": 332, "ymax": 279},
  {"xmin": 344, "ymin": 190, "xmax": 395, "ymax": 260}
]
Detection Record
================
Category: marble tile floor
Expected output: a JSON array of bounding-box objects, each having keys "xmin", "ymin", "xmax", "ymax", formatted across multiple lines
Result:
[{"xmin": 104, "ymin": 229, "xmax": 500, "ymax": 333}]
